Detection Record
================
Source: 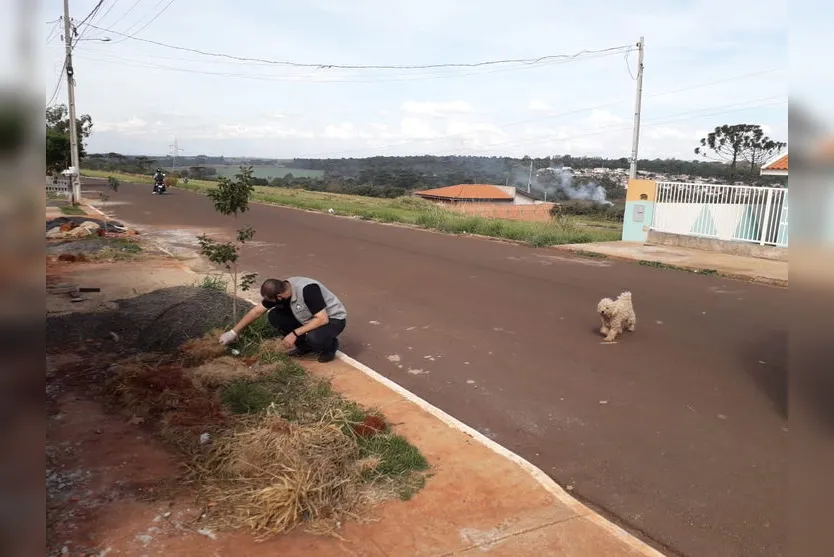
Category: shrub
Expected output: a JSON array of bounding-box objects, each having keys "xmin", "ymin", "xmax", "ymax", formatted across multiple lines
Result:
[{"xmin": 164, "ymin": 175, "xmax": 179, "ymax": 188}]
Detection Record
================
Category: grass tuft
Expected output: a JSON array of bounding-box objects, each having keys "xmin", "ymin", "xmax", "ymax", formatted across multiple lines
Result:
[
  {"xmin": 639, "ymin": 260, "xmax": 718, "ymax": 276},
  {"xmin": 197, "ymin": 275, "xmax": 229, "ymax": 292},
  {"xmin": 59, "ymin": 204, "xmax": 85, "ymax": 215}
]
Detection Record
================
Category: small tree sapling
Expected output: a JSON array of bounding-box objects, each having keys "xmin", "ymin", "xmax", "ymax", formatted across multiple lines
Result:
[{"xmin": 197, "ymin": 165, "xmax": 258, "ymax": 320}]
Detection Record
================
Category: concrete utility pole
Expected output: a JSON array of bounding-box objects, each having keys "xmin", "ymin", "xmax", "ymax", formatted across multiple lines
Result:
[
  {"xmin": 527, "ymin": 159, "xmax": 533, "ymax": 193},
  {"xmin": 628, "ymin": 36, "xmax": 645, "ymax": 181},
  {"xmin": 63, "ymin": 0, "xmax": 82, "ymax": 204}
]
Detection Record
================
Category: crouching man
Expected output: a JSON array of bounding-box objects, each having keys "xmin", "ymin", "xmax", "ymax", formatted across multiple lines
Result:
[{"xmin": 219, "ymin": 277, "xmax": 347, "ymax": 363}]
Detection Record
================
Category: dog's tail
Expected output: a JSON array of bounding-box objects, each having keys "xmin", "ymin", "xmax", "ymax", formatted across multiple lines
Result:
[{"xmin": 619, "ymin": 291, "xmax": 632, "ymax": 299}]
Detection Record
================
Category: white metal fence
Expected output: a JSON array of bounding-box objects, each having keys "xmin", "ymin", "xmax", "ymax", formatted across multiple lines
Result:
[
  {"xmin": 46, "ymin": 176, "xmax": 71, "ymax": 196},
  {"xmin": 651, "ymin": 182, "xmax": 788, "ymax": 247}
]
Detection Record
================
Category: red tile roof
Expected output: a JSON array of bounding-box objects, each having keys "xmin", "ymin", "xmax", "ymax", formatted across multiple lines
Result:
[
  {"xmin": 414, "ymin": 184, "xmax": 512, "ymax": 200},
  {"xmin": 762, "ymin": 153, "xmax": 788, "ymax": 171}
]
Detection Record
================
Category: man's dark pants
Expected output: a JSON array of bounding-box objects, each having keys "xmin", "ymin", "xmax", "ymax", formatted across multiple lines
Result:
[{"xmin": 267, "ymin": 310, "xmax": 346, "ymax": 354}]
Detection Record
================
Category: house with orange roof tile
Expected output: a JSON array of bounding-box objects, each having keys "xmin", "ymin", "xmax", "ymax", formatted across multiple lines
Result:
[
  {"xmin": 413, "ymin": 184, "xmax": 539, "ymax": 205},
  {"xmin": 760, "ymin": 152, "xmax": 788, "ymax": 177}
]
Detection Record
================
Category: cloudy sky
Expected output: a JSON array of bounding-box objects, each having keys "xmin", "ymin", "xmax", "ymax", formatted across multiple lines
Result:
[{"xmin": 42, "ymin": 0, "xmax": 787, "ymax": 160}]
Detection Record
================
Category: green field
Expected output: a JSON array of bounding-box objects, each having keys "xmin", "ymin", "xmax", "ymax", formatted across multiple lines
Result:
[
  {"xmin": 211, "ymin": 165, "xmax": 324, "ymax": 180},
  {"xmin": 82, "ymin": 170, "xmax": 620, "ymax": 247}
]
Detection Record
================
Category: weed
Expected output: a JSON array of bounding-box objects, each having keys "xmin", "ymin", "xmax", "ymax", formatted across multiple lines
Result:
[
  {"xmin": 572, "ymin": 249, "xmax": 608, "ymax": 259},
  {"xmin": 59, "ymin": 204, "xmax": 85, "ymax": 216},
  {"xmin": 235, "ymin": 316, "xmax": 279, "ymax": 356},
  {"xmin": 221, "ymin": 381, "xmax": 275, "ymax": 414},
  {"xmin": 198, "ymin": 275, "xmax": 229, "ymax": 292},
  {"xmin": 357, "ymin": 433, "xmax": 429, "ymax": 478},
  {"xmin": 638, "ymin": 260, "xmax": 718, "ymax": 276}
]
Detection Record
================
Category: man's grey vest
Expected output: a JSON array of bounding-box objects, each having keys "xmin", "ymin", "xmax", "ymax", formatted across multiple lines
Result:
[{"xmin": 287, "ymin": 277, "xmax": 347, "ymax": 324}]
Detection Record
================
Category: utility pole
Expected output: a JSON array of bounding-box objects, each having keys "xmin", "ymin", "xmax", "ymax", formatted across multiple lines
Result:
[
  {"xmin": 63, "ymin": 0, "xmax": 82, "ymax": 204},
  {"xmin": 628, "ymin": 36, "xmax": 645, "ymax": 181},
  {"xmin": 527, "ymin": 159, "xmax": 533, "ymax": 193}
]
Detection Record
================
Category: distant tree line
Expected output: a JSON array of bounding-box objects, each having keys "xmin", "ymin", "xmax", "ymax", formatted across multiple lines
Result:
[{"xmin": 83, "ymin": 141, "xmax": 783, "ymax": 203}]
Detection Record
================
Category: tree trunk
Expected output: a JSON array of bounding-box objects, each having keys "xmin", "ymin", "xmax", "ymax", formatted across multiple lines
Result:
[
  {"xmin": 232, "ymin": 264, "xmax": 238, "ymax": 321},
  {"xmin": 730, "ymin": 150, "xmax": 738, "ymax": 182}
]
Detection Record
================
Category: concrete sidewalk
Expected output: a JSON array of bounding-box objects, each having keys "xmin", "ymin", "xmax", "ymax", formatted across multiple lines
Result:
[
  {"xmin": 288, "ymin": 355, "xmax": 667, "ymax": 557},
  {"xmin": 556, "ymin": 241, "xmax": 787, "ymax": 286}
]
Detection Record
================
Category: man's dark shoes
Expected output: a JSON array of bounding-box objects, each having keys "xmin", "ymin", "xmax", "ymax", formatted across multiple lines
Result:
[
  {"xmin": 287, "ymin": 345, "xmax": 312, "ymax": 358},
  {"xmin": 317, "ymin": 338, "xmax": 339, "ymax": 363}
]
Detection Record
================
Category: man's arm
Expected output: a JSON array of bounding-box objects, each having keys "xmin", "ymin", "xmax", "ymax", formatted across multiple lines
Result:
[
  {"xmin": 232, "ymin": 304, "xmax": 267, "ymax": 335},
  {"xmin": 219, "ymin": 304, "xmax": 267, "ymax": 344}
]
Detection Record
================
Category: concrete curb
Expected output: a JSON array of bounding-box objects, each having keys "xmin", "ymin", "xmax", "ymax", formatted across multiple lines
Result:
[
  {"xmin": 555, "ymin": 245, "xmax": 788, "ymax": 288},
  {"xmin": 335, "ymin": 350, "xmax": 668, "ymax": 557}
]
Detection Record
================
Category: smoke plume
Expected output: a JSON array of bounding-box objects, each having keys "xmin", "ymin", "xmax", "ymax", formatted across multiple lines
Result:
[{"xmin": 511, "ymin": 166, "xmax": 612, "ymax": 205}]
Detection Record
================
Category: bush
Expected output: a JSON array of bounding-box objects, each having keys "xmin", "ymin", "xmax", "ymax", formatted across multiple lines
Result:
[
  {"xmin": 164, "ymin": 175, "xmax": 179, "ymax": 188},
  {"xmin": 551, "ymin": 199, "xmax": 624, "ymax": 222}
]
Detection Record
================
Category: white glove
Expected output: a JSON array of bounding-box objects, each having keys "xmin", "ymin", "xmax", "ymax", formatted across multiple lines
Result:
[{"xmin": 219, "ymin": 330, "xmax": 238, "ymax": 345}]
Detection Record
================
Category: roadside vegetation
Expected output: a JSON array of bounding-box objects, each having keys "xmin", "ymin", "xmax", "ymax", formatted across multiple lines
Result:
[{"xmin": 82, "ymin": 169, "xmax": 620, "ymax": 246}]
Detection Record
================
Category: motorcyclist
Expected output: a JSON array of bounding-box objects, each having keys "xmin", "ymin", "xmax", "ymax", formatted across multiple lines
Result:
[{"xmin": 153, "ymin": 169, "xmax": 165, "ymax": 193}]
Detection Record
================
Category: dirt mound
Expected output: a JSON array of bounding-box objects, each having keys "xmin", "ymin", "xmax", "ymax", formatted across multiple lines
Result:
[
  {"xmin": 135, "ymin": 287, "xmax": 254, "ymax": 353},
  {"xmin": 46, "ymin": 286, "xmax": 252, "ymax": 353}
]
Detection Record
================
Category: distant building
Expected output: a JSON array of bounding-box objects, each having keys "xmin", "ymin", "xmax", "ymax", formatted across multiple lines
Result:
[
  {"xmin": 413, "ymin": 184, "xmax": 539, "ymax": 205},
  {"xmin": 760, "ymin": 153, "xmax": 788, "ymax": 178}
]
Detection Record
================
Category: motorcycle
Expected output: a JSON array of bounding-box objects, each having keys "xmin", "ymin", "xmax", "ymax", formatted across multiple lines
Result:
[{"xmin": 153, "ymin": 178, "xmax": 167, "ymax": 194}]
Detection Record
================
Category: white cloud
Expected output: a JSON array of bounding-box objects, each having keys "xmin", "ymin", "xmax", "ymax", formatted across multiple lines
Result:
[
  {"xmin": 399, "ymin": 117, "xmax": 440, "ymax": 140},
  {"xmin": 95, "ymin": 118, "xmax": 150, "ymax": 135},
  {"xmin": 400, "ymin": 101, "xmax": 475, "ymax": 117},
  {"xmin": 323, "ymin": 122, "xmax": 371, "ymax": 139},
  {"xmin": 586, "ymin": 109, "xmax": 627, "ymax": 128},
  {"xmin": 528, "ymin": 99, "xmax": 554, "ymax": 112}
]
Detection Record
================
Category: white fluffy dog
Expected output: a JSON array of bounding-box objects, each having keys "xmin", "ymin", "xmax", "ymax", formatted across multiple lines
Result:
[{"xmin": 597, "ymin": 291, "xmax": 636, "ymax": 342}]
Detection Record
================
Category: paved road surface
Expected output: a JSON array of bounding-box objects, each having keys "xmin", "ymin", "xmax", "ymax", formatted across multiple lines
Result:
[{"xmin": 82, "ymin": 180, "xmax": 788, "ymax": 557}]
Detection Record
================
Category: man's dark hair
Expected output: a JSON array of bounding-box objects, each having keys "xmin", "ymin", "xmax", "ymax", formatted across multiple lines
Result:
[{"xmin": 261, "ymin": 278, "xmax": 289, "ymax": 298}]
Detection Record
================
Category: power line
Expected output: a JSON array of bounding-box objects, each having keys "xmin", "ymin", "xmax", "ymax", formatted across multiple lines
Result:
[
  {"xmin": 109, "ymin": 0, "xmax": 176, "ymax": 43},
  {"xmin": 125, "ymin": 0, "xmax": 176, "ymax": 37},
  {"xmin": 46, "ymin": 18, "xmax": 61, "ymax": 43},
  {"xmin": 115, "ymin": 0, "xmax": 166, "ymax": 36},
  {"xmin": 47, "ymin": 61, "xmax": 66, "ymax": 106},
  {"xmin": 92, "ymin": 0, "xmax": 122, "ymax": 27},
  {"xmin": 76, "ymin": 0, "xmax": 106, "ymax": 28},
  {"xmin": 103, "ymin": 0, "xmax": 142, "ymax": 30},
  {"xmin": 83, "ymin": 23, "xmax": 634, "ymax": 70},
  {"xmin": 76, "ymin": 48, "xmax": 629, "ymax": 84},
  {"xmin": 72, "ymin": 0, "xmax": 108, "ymax": 47}
]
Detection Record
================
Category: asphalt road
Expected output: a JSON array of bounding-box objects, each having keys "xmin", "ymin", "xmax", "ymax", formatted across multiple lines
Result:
[{"xmin": 82, "ymin": 180, "xmax": 788, "ymax": 557}]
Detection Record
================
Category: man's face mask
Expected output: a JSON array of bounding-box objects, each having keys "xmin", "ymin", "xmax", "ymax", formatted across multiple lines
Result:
[{"xmin": 262, "ymin": 294, "xmax": 288, "ymax": 309}]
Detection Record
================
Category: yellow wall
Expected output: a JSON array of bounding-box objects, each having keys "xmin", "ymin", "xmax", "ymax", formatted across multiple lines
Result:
[{"xmin": 625, "ymin": 179, "xmax": 657, "ymax": 202}]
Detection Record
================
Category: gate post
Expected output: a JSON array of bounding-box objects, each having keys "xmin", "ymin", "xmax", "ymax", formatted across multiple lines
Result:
[
  {"xmin": 759, "ymin": 187, "xmax": 774, "ymax": 246},
  {"xmin": 621, "ymin": 179, "xmax": 657, "ymax": 243}
]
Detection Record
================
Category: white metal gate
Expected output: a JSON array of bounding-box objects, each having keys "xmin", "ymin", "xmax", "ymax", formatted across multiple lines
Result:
[{"xmin": 651, "ymin": 182, "xmax": 788, "ymax": 247}]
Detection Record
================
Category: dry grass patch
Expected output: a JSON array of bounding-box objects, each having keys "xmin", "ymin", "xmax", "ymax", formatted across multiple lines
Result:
[
  {"xmin": 100, "ymin": 331, "xmax": 429, "ymax": 539},
  {"xmin": 195, "ymin": 414, "xmax": 375, "ymax": 538}
]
